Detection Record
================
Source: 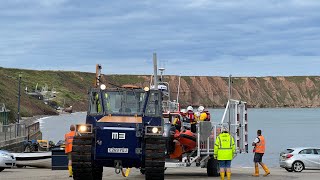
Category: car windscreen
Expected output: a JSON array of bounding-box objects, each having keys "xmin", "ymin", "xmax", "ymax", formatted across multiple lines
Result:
[{"xmin": 282, "ymin": 149, "xmax": 294, "ymax": 154}]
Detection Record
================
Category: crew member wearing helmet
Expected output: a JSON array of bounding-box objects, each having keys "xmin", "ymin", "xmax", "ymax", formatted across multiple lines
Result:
[
  {"xmin": 214, "ymin": 126, "xmax": 235, "ymax": 180},
  {"xmin": 186, "ymin": 106, "xmax": 196, "ymax": 133},
  {"xmin": 180, "ymin": 109, "xmax": 187, "ymax": 121},
  {"xmin": 198, "ymin": 106, "xmax": 210, "ymax": 121}
]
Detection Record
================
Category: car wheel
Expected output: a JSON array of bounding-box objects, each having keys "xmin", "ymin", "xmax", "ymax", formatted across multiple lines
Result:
[
  {"xmin": 285, "ymin": 168, "xmax": 293, "ymax": 172},
  {"xmin": 292, "ymin": 161, "xmax": 304, "ymax": 172},
  {"xmin": 0, "ymin": 167, "xmax": 5, "ymax": 172}
]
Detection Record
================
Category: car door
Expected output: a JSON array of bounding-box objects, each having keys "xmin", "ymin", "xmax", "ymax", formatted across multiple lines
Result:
[
  {"xmin": 299, "ymin": 149, "xmax": 318, "ymax": 169},
  {"xmin": 315, "ymin": 149, "xmax": 320, "ymax": 169}
]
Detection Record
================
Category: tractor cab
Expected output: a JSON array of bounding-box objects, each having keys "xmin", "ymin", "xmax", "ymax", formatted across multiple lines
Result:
[{"xmin": 85, "ymin": 87, "xmax": 162, "ymax": 126}]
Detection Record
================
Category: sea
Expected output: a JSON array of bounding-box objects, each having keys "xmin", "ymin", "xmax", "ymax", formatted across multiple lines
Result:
[{"xmin": 39, "ymin": 108, "xmax": 320, "ymax": 168}]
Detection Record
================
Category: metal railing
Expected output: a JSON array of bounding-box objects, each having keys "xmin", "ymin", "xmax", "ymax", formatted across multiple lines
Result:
[
  {"xmin": 162, "ymin": 100, "xmax": 179, "ymax": 113},
  {"xmin": 26, "ymin": 122, "xmax": 40, "ymax": 138},
  {"xmin": 0, "ymin": 123, "xmax": 26, "ymax": 143},
  {"xmin": 0, "ymin": 122, "xmax": 40, "ymax": 143}
]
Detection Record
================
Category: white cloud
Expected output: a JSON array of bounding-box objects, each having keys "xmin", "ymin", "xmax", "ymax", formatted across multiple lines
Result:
[{"xmin": 0, "ymin": 0, "xmax": 319, "ymax": 76}]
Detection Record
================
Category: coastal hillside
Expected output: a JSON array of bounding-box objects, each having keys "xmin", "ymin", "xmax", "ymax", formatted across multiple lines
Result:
[{"xmin": 1, "ymin": 67, "xmax": 319, "ymax": 122}]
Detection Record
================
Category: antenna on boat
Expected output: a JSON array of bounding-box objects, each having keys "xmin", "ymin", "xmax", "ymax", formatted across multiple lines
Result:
[
  {"xmin": 159, "ymin": 67, "xmax": 165, "ymax": 82},
  {"xmin": 153, "ymin": 53, "xmax": 158, "ymax": 90},
  {"xmin": 177, "ymin": 75, "xmax": 181, "ymax": 103}
]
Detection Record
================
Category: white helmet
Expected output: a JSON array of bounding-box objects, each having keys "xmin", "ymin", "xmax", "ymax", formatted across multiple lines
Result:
[
  {"xmin": 198, "ymin": 106, "xmax": 204, "ymax": 112},
  {"xmin": 221, "ymin": 126, "xmax": 229, "ymax": 132},
  {"xmin": 180, "ymin": 109, "xmax": 187, "ymax": 114},
  {"xmin": 187, "ymin": 106, "xmax": 193, "ymax": 111}
]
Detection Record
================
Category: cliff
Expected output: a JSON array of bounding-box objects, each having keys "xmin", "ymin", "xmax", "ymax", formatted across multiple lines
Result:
[{"xmin": 1, "ymin": 67, "xmax": 319, "ymax": 122}]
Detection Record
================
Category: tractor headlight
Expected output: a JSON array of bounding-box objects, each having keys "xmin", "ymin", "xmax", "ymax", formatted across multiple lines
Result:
[
  {"xmin": 152, "ymin": 127, "xmax": 159, "ymax": 134},
  {"xmin": 100, "ymin": 84, "xmax": 106, "ymax": 90},
  {"xmin": 146, "ymin": 126, "xmax": 162, "ymax": 135},
  {"xmin": 76, "ymin": 124, "xmax": 93, "ymax": 133}
]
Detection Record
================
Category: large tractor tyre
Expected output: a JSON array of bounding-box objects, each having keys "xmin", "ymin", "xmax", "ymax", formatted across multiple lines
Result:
[
  {"xmin": 72, "ymin": 134, "xmax": 103, "ymax": 180},
  {"xmin": 207, "ymin": 158, "xmax": 220, "ymax": 177},
  {"xmin": 144, "ymin": 136, "xmax": 166, "ymax": 180}
]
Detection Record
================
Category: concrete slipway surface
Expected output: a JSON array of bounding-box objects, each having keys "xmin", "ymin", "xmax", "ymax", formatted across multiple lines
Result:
[{"xmin": 0, "ymin": 167, "xmax": 320, "ymax": 180}]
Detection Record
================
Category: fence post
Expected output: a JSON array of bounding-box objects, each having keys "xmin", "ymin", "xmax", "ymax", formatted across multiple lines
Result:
[
  {"xmin": 4, "ymin": 126, "xmax": 6, "ymax": 141},
  {"xmin": 15, "ymin": 124, "xmax": 17, "ymax": 138}
]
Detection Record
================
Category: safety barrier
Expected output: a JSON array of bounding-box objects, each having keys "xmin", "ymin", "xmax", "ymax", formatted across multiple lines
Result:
[
  {"xmin": 0, "ymin": 122, "xmax": 41, "ymax": 150},
  {"xmin": 0, "ymin": 123, "xmax": 26, "ymax": 142}
]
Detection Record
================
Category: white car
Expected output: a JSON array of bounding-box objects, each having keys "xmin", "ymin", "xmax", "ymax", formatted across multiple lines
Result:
[
  {"xmin": 279, "ymin": 147, "xmax": 320, "ymax": 172},
  {"xmin": 0, "ymin": 150, "xmax": 16, "ymax": 172}
]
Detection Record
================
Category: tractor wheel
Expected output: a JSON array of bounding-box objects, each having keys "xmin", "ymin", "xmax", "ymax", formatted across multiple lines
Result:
[
  {"xmin": 72, "ymin": 133, "xmax": 103, "ymax": 180},
  {"xmin": 207, "ymin": 158, "xmax": 220, "ymax": 177},
  {"xmin": 144, "ymin": 136, "xmax": 166, "ymax": 180}
]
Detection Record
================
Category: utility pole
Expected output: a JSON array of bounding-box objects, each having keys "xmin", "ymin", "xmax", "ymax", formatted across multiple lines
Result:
[
  {"xmin": 16, "ymin": 73, "xmax": 22, "ymax": 137},
  {"xmin": 17, "ymin": 73, "xmax": 22, "ymax": 124}
]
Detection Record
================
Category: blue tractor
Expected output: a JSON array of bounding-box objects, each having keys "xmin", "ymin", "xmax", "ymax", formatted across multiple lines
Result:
[{"xmin": 72, "ymin": 65, "xmax": 165, "ymax": 180}]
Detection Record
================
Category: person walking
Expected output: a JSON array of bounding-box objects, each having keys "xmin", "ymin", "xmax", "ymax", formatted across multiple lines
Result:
[
  {"xmin": 65, "ymin": 125, "xmax": 76, "ymax": 177},
  {"xmin": 214, "ymin": 126, "xmax": 235, "ymax": 180},
  {"xmin": 252, "ymin": 129, "xmax": 270, "ymax": 177}
]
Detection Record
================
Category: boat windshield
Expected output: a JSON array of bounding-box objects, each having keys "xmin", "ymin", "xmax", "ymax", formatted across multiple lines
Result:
[{"xmin": 103, "ymin": 90, "xmax": 146, "ymax": 115}]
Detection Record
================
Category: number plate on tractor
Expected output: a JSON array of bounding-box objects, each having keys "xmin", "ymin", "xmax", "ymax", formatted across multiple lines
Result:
[{"xmin": 108, "ymin": 148, "xmax": 129, "ymax": 153}]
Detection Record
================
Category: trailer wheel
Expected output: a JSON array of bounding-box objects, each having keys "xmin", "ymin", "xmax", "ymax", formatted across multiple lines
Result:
[
  {"xmin": 207, "ymin": 158, "xmax": 219, "ymax": 177},
  {"xmin": 72, "ymin": 133, "xmax": 103, "ymax": 180},
  {"xmin": 144, "ymin": 136, "xmax": 166, "ymax": 180}
]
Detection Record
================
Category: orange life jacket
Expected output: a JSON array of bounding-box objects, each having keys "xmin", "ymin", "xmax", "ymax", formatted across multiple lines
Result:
[
  {"xmin": 65, "ymin": 131, "xmax": 76, "ymax": 154},
  {"xmin": 255, "ymin": 135, "xmax": 265, "ymax": 153}
]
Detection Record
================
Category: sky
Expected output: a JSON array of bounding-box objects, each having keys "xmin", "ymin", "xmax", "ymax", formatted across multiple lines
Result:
[{"xmin": 1, "ymin": 0, "xmax": 320, "ymax": 76}]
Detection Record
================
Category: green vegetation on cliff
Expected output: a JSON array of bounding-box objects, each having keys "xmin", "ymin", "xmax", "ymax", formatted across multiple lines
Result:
[{"xmin": 1, "ymin": 67, "xmax": 319, "ymax": 123}]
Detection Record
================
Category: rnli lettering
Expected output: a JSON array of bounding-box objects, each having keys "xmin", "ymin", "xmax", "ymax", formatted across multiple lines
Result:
[{"xmin": 112, "ymin": 132, "xmax": 126, "ymax": 140}]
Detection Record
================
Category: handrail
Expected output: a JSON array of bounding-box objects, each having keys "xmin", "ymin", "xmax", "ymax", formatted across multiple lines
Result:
[{"xmin": 0, "ymin": 122, "xmax": 40, "ymax": 144}]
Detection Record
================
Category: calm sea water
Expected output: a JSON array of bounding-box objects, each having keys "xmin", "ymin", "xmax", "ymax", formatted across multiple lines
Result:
[{"xmin": 39, "ymin": 108, "xmax": 320, "ymax": 168}]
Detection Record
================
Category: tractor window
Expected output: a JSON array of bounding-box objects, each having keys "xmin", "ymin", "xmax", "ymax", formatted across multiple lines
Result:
[
  {"xmin": 145, "ymin": 91, "xmax": 161, "ymax": 116},
  {"xmin": 103, "ymin": 90, "xmax": 145, "ymax": 115},
  {"xmin": 88, "ymin": 91, "xmax": 102, "ymax": 114}
]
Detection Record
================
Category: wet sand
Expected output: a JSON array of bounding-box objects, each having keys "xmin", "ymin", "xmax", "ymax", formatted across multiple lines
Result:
[{"xmin": 0, "ymin": 167, "xmax": 319, "ymax": 180}]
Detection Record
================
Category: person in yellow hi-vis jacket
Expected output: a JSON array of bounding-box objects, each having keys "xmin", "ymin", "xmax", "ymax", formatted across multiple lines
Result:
[{"xmin": 214, "ymin": 126, "xmax": 235, "ymax": 180}]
